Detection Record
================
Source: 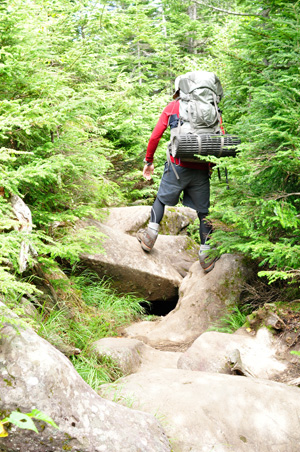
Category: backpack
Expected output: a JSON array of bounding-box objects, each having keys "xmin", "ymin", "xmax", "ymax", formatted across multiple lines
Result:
[
  {"xmin": 168, "ymin": 71, "xmax": 240, "ymax": 165},
  {"xmin": 177, "ymin": 70, "xmax": 223, "ymax": 135}
]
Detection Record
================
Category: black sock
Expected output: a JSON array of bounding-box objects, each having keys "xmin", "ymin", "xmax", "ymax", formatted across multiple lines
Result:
[
  {"xmin": 197, "ymin": 212, "xmax": 212, "ymax": 245},
  {"xmin": 150, "ymin": 197, "xmax": 165, "ymax": 224}
]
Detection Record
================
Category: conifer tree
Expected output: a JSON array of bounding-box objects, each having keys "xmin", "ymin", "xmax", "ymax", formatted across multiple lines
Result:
[{"xmin": 210, "ymin": 0, "xmax": 300, "ymax": 284}]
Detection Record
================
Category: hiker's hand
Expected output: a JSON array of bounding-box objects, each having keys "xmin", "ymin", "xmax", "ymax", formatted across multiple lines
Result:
[{"xmin": 143, "ymin": 163, "xmax": 154, "ymax": 181}]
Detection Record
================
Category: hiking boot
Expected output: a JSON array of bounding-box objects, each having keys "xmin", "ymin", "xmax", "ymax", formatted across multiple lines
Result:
[
  {"xmin": 199, "ymin": 244, "xmax": 218, "ymax": 273},
  {"xmin": 137, "ymin": 222, "xmax": 159, "ymax": 252}
]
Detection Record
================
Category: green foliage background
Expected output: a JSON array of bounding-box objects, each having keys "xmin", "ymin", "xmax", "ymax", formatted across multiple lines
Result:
[
  {"xmin": 0, "ymin": 0, "xmax": 299, "ymax": 325},
  {"xmin": 209, "ymin": 1, "xmax": 300, "ymax": 284}
]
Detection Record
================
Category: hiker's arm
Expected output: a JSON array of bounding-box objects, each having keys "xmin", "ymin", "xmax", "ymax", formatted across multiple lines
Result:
[
  {"xmin": 143, "ymin": 102, "xmax": 178, "ymax": 180},
  {"xmin": 144, "ymin": 107, "xmax": 170, "ymax": 163}
]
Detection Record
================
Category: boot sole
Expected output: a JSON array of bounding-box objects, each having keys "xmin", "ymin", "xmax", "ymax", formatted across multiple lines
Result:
[
  {"xmin": 202, "ymin": 261, "xmax": 216, "ymax": 273},
  {"xmin": 137, "ymin": 233, "xmax": 154, "ymax": 252},
  {"xmin": 141, "ymin": 241, "xmax": 152, "ymax": 252},
  {"xmin": 200, "ymin": 257, "xmax": 219, "ymax": 273}
]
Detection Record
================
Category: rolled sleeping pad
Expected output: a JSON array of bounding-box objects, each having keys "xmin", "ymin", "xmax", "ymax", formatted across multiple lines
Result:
[{"xmin": 171, "ymin": 134, "xmax": 241, "ymax": 160}]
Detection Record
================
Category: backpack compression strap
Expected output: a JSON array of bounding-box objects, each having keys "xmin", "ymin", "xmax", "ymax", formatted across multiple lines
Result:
[{"xmin": 166, "ymin": 100, "xmax": 181, "ymax": 180}]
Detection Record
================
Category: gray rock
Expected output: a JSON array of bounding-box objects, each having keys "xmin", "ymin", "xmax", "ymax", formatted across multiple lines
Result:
[
  {"xmin": 102, "ymin": 206, "xmax": 151, "ymax": 233},
  {"xmin": 102, "ymin": 206, "xmax": 197, "ymax": 235},
  {"xmin": 100, "ymin": 368, "xmax": 300, "ymax": 452},
  {"xmin": 79, "ymin": 220, "xmax": 197, "ymax": 301},
  {"xmin": 125, "ymin": 254, "xmax": 250, "ymax": 349},
  {"xmin": 178, "ymin": 327, "xmax": 288, "ymax": 379},
  {"xmin": 19, "ymin": 297, "xmax": 41, "ymax": 320},
  {"xmin": 0, "ymin": 304, "xmax": 171, "ymax": 452},
  {"xmin": 160, "ymin": 207, "xmax": 197, "ymax": 235},
  {"xmin": 92, "ymin": 337, "xmax": 181, "ymax": 375},
  {"xmin": 137, "ymin": 343, "xmax": 182, "ymax": 372},
  {"xmin": 155, "ymin": 234, "xmax": 197, "ymax": 277},
  {"xmin": 91, "ymin": 337, "xmax": 145, "ymax": 375}
]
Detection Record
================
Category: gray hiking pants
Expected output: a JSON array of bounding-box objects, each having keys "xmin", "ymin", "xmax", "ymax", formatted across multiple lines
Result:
[{"xmin": 156, "ymin": 163, "xmax": 210, "ymax": 213}]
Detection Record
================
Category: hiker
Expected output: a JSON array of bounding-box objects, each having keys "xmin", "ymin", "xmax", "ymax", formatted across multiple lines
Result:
[{"xmin": 138, "ymin": 71, "xmax": 224, "ymax": 273}]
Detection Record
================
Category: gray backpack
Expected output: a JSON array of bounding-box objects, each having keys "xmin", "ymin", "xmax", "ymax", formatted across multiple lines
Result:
[
  {"xmin": 168, "ymin": 71, "xmax": 240, "ymax": 172},
  {"xmin": 177, "ymin": 70, "xmax": 223, "ymax": 135}
]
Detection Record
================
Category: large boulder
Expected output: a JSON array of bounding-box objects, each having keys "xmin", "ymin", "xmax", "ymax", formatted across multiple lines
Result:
[
  {"xmin": 160, "ymin": 206, "xmax": 198, "ymax": 235},
  {"xmin": 100, "ymin": 368, "xmax": 300, "ymax": 452},
  {"xmin": 102, "ymin": 206, "xmax": 151, "ymax": 234},
  {"xmin": 177, "ymin": 327, "xmax": 289, "ymax": 379},
  {"xmin": 125, "ymin": 254, "xmax": 250, "ymax": 349},
  {"xmin": 79, "ymin": 220, "xmax": 197, "ymax": 301},
  {"xmin": 91, "ymin": 337, "xmax": 181, "ymax": 375},
  {"xmin": 91, "ymin": 337, "xmax": 145, "ymax": 375},
  {"xmin": 0, "ymin": 304, "xmax": 171, "ymax": 452},
  {"xmin": 155, "ymin": 234, "xmax": 197, "ymax": 277},
  {"xmin": 102, "ymin": 206, "xmax": 197, "ymax": 235}
]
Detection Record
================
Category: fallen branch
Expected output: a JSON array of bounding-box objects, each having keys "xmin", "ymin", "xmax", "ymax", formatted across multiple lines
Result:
[
  {"xmin": 227, "ymin": 349, "xmax": 256, "ymax": 378},
  {"xmin": 288, "ymin": 377, "xmax": 300, "ymax": 387},
  {"xmin": 10, "ymin": 194, "xmax": 36, "ymax": 273}
]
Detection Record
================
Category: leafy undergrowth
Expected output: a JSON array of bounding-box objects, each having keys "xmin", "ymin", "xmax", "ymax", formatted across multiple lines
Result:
[
  {"xmin": 208, "ymin": 274, "xmax": 300, "ymax": 343},
  {"xmin": 208, "ymin": 305, "xmax": 249, "ymax": 334},
  {"xmin": 36, "ymin": 269, "xmax": 148, "ymax": 390}
]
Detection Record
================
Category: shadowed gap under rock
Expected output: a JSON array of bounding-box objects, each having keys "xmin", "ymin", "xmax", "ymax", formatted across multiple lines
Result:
[{"xmin": 141, "ymin": 295, "xmax": 178, "ymax": 317}]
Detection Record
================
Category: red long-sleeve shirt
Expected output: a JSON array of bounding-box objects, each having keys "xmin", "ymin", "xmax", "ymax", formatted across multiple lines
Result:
[{"xmin": 145, "ymin": 100, "xmax": 210, "ymax": 170}]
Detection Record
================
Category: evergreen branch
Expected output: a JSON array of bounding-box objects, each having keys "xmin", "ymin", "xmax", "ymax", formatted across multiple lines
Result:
[
  {"xmin": 194, "ymin": 1, "xmax": 268, "ymax": 18},
  {"xmin": 220, "ymin": 51, "xmax": 264, "ymax": 68}
]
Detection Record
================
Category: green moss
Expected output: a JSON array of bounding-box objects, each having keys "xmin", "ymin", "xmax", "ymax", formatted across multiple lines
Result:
[
  {"xmin": 62, "ymin": 433, "xmax": 73, "ymax": 451},
  {"xmin": 184, "ymin": 237, "xmax": 198, "ymax": 252},
  {"xmin": 222, "ymin": 277, "xmax": 230, "ymax": 289}
]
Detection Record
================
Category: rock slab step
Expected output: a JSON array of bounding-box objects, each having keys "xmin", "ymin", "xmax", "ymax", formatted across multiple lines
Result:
[
  {"xmin": 125, "ymin": 254, "xmax": 250, "ymax": 348},
  {"xmin": 102, "ymin": 206, "xmax": 197, "ymax": 235},
  {"xmin": 100, "ymin": 368, "xmax": 300, "ymax": 452},
  {"xmin": 178, "ymin": 327, "xmax": 288, "ymax": 380},
  {"xmin": 92, "ymin": 337, "xmax": 182, "ymax": 375},
  {"xmin": 79, "ymin": 220, "xmax": 183, "ymax": 301}
]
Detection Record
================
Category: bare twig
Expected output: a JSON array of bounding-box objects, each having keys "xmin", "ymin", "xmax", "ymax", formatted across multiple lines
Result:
[{"xmin": 275, "ymin": 192, "xmax": 300, "ymax": 200}]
